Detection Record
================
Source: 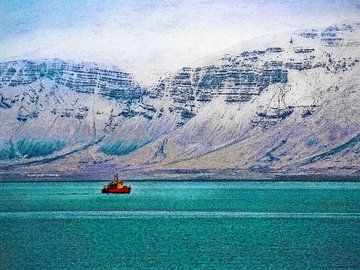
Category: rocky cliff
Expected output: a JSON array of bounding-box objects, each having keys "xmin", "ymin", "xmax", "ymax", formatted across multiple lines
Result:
[{"xmin": 1, "ymin": 22, "xmax": 360, "ymax": 180}]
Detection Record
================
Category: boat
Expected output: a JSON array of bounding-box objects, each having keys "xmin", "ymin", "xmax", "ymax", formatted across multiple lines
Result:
[{"xmin": 102, "ymin": 174, "xmax": 131, "ymax": 194}]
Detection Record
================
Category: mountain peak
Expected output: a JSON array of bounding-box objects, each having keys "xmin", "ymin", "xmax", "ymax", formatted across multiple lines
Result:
[{"xmin": 1, "ymin": 22, "xmax": 360, "ymax": 180}]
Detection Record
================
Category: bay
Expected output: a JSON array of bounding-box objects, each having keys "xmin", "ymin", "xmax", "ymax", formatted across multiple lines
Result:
[{"xmin": 1, "ymin": 181, "xmax": 360, "ymax": 269}]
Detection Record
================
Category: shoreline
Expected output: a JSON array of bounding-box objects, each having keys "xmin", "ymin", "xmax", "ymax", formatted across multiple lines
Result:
[
  {"xmin": 1, "ymin": 169, "xmax": 359, "ymax": 183},
  {"xmin": 1, "ymin": 176, "xmax": 360, "ymax": 183}
]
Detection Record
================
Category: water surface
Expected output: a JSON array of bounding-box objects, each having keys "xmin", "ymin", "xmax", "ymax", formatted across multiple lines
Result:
[{"xmin": 1, "ymin": 181, "xmax": 360, "ymax": 269}]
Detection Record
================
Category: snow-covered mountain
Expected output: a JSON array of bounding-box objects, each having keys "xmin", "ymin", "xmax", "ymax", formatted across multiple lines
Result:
[{"xmin": 1, "ymin": 22, "xmax": 360, "ymax": 180}]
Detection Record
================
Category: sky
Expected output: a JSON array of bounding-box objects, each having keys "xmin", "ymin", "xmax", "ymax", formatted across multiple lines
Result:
[{"xmin": 1, "ymin": 0, "xmax": 360, "ymax": 85}]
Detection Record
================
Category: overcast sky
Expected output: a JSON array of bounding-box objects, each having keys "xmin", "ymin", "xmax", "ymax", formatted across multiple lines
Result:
[{"xmin": 1, "ymin": 0, "xmax": 359, "ymax": 84}]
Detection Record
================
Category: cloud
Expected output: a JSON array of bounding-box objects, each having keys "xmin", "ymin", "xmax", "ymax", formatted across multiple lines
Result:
[{"xmin": 1, "ymin": 0, "xmax": 359, "ymax": 84}]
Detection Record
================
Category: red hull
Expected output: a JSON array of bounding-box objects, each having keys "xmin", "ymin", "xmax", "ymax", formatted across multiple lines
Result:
[{"xmin": 102, "ymin": 187, "xmax": 131, "ymax": 194}]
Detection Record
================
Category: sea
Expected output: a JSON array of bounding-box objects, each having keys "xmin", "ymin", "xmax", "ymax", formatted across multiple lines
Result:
[{"xmin": 1, "ymin": 181, "xmax": 360, "ymax": 269}]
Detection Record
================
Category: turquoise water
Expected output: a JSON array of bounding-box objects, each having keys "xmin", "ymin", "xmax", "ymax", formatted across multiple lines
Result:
[{"xmin": 1, "ymin": 181, "xmax": 360, "ymax": 269}]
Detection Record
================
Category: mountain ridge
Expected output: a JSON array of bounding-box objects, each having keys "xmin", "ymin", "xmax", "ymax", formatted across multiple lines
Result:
[{"xmin": 1, "ymin": 22, "xmax": 360, "ymax": 180}]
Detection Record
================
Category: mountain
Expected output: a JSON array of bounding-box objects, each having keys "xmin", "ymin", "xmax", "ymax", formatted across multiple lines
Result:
[{"xmin": 0, "ymin": 22, "xmax": 360, "ymax": 180}]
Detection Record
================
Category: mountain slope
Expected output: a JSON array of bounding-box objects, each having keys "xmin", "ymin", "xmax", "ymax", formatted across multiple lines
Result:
[{"xmin": 1, "ymin": 22, "xmax": 360, "ymax": 180}]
